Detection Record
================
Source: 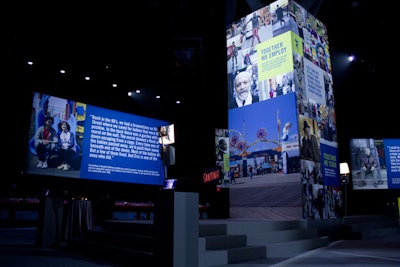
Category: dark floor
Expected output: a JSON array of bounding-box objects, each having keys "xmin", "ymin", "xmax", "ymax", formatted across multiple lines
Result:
[
  {"xmin": 1, "ymin": 226, "xmax": 399, "ymax": 267},
  {"xmin": 0, "ymin": 227, "xmax": 126, "ymax": 267}
]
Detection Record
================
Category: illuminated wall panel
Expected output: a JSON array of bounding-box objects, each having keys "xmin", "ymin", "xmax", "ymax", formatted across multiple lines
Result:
[{"xmin": 226, "ymin": 0, "xmax": 340, "ymax": 220}]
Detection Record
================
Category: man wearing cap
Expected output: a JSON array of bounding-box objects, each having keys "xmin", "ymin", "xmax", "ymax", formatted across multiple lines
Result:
[
  {"xmin": 359, "ymin": 147, "xmax": 378, "ymax": 187},
  {"xmin": 300, "ymin": 120, "xmax": 320, "ymax": 163},
  {"xmin": 34, "ymin": 116, "xmax": 58, "ymax": 169}
]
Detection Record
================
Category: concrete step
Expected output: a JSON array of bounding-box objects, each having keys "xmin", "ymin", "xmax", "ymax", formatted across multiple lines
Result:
[
  {"xmin": 227, "ymin": 245, "xmax": 267, "ymax": 263},
  {"xmin": 199, "ymin": 245, "xmax": 266, "ymax": 267},
  {"xmin": 200, "ymin": 234, "xmax": 247, "ymax": 250},
  {"xmin": 197, "ymin": 220, "xmax": 328, "ymax": 266},
  {"xmin": 224, "ymin": 220, "xmax": 308, "ymax": 235},
  {"xmin": 199, "ymin": 220, "xmax": 308, "ymax": 237},
  {"xmin": 346, "ymin": 225, "xmax": 400, "ymax": 240},
  {"xmin": 341, "ymin": 215, "xmax": 399, "ymax": 240},
  {"xmin": 247, "ymin": 227, "xmax": 318, "ymax": 245},
  {"xmin": 265, "ymin": 236, "xmax": 330, "ymax": 257},
  {"xmin": 345, "ymin": 220, "xmax": 396, "ymax": 232},
  {"xmin": 199, "ymin": 235, "xmax": 329, "ymax": 266},
  {"xmin": 199, "ymin": 223, "xmax": 228, "ymax": 237},
  {"xmin": 342, "ymin": 214, "xmax": 390, "ymax": 224},
  {"xmin": 67, "ymin": 219, "xmax": 331, "ymax": 267}
]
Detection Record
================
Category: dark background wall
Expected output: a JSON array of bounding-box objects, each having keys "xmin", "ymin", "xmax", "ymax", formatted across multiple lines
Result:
[{"xmin": 8, "ymin": 0, "xmax": 400, "ymax": 215}]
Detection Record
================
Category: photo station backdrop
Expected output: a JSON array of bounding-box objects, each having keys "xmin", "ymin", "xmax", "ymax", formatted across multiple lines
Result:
[
  {"xmin": 225, "ymin": 0, "xmax": 341, "ymax": 220},
  {"xmin": 25, "ymin": 92, "xmax": 170, "ymax": 186}
]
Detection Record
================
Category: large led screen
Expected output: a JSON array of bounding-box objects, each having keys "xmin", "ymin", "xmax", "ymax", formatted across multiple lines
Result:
[
  {"xmin": 349, "ymin": 138, "xmax": 400, "ymax": 190},
  {"xmin": 24, "ymin": 92, "xmax": 168, "ymax": 186}
]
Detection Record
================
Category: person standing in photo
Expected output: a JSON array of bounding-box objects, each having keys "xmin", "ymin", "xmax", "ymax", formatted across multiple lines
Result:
[
  {"xmin": 268, "ymin": 78, "xmax": 276, "ymax": 99},
  {"xmin": 57, "ymin": 121, "xmax": 76, "ymax": 171},
  {"xmin": 216, "ymin": 138, "xmax": 228, "ymax": 163},
  {"xmin": 300, "ymin": 120, "xmax": 320, "ymax": 163},
  {"xmin": 229, "ymin": 169, "xmax": 236, "ymax": 184},
  {"xmin": 159, "ymin": 125, "xmax": 174, "ymax": 148},
  {"xmin": 316, "ymin": 189, "xmax": 325, "ymax": 219},
  {"xmin": 231, "ymin": 41, "xmax": 239, "ymax": 70},
  {"xmin": 34, "ymin": 116, "xmax": 58, "ymax": 169},
  {"xmin": 295, "ymin": 6, "xmax": 305, "ymax": 38},
  {"xmin": 245, "ymin": 12, "xmax": 263, "ymax": 46},
  {"xmin": 276, "ymin": 4, "xmax": 285, "ymax": 26},
  {"xmin": 300, "ymin": 120, "xmax": 321, "ymax": 185},
  {"xmin": 281, "ymin": 122, "xmax": 292, "ymax": 142},
  {"xmin": 243, "ymin": 49, "xmax": 251, "ymax": 67},
  {"xmin": 216, "ymin": 138, "xmax": 228, "ymax": 180}
]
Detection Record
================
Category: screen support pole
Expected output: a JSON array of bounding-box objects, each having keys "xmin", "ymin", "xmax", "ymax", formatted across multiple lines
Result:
[{"xmin": 161, "ymin": 138, "xmax": 167, "ymax": 179}]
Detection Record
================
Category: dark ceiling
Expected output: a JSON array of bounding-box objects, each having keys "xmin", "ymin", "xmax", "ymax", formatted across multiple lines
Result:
[
  {"xmin": 12, "ymin": 0, "xmax": 395, "ymax": 112},
  {"xmin": 13, "ymin": 4, "xmax": 392, "ymax": 84},
  {"xmin": 11, "ymin": 0, "xmax": 398, "ymax": 178}
]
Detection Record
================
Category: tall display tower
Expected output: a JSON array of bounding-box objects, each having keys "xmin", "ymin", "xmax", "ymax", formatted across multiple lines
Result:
[{"xmin": 226, "ymin": 0, "xmax": 341, "ymax": 220}]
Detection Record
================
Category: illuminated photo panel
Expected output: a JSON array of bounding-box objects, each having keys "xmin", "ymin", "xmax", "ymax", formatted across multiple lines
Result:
[
  {"xmin": 25, "ymin": 92, "xmax": 168, "ymax": 186},
  {"xmin": 226, "ymin": 0, "xmax": 341, "ymax": 220},
  {"xmin": 228, "ymin": 93, "xmax": 299, "ymax": 176},
  {"xmin": 349, "ymin": 138, "xmax": 400, "ymax": 190}
]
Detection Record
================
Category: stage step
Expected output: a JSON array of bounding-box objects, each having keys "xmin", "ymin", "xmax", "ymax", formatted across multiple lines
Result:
[
  {"xmin": 66, "ymin": 216, "xmax": 400, "ymax": 266},
  {"xmin": 341, "ymin": 215, "xmax": 400, "ymax": 240},
  {"xmin": 198, "ymin": 220, "xmax": 329, "ymax": 266},
  {"xmin": 65, "ymin": 219, "xmax": 329, "ymax": 267}
]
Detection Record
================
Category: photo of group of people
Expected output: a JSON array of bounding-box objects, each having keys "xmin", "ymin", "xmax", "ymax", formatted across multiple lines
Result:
[
  {"xmin": 25, "ymin": 92, "xmax": 170, "ymax": 185},
  {"xmin": 26, "ymin": 93, "xmax": 84, "ymax": 178}
]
